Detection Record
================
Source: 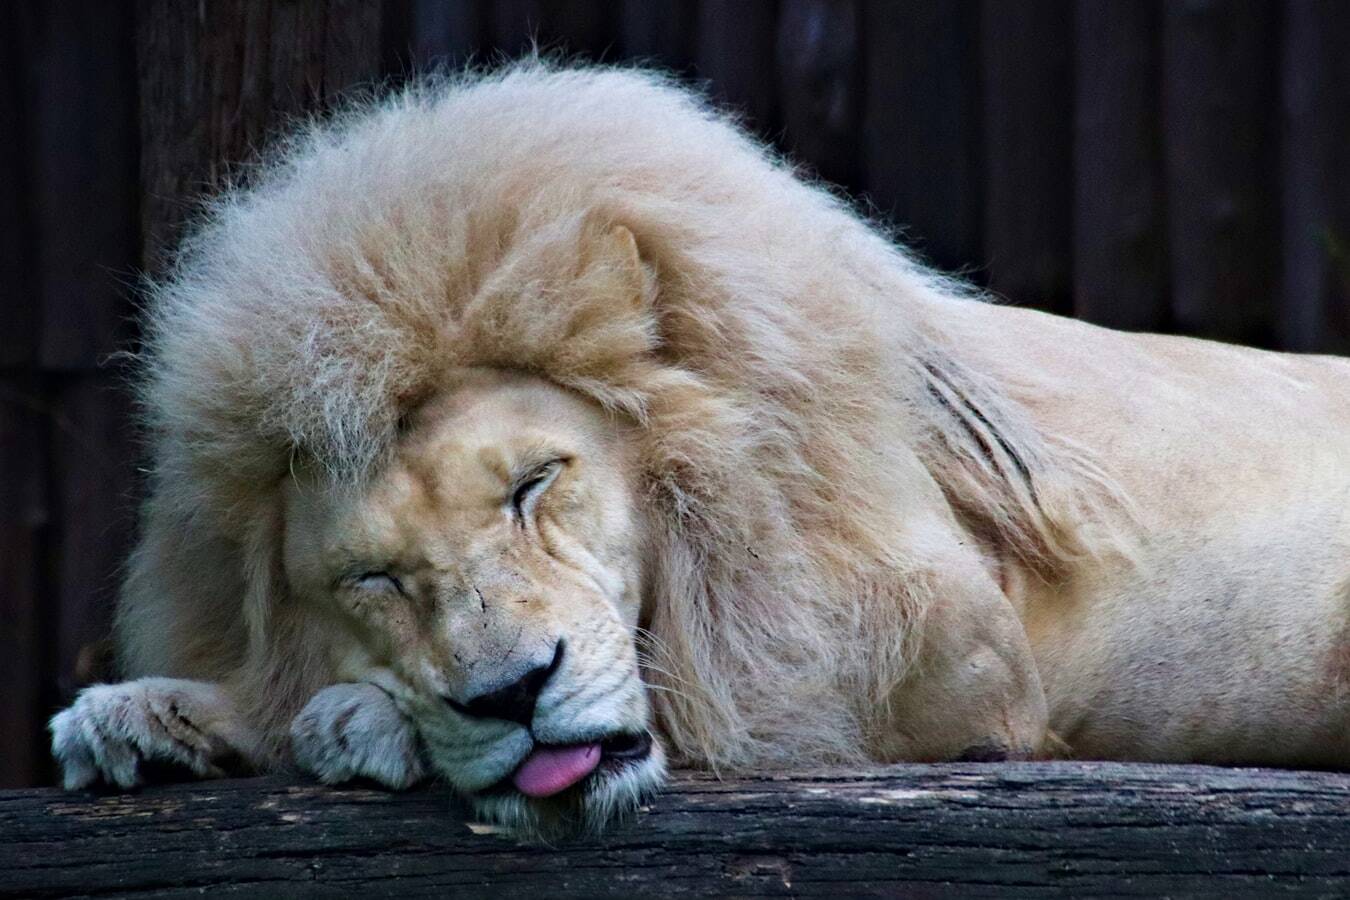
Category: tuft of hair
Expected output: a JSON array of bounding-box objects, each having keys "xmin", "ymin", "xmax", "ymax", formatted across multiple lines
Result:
[{"xmin": 119, "ymin": 61, "xmax": 1131, "ymax": 771}]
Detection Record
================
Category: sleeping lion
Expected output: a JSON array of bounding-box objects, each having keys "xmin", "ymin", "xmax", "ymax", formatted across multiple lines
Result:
[{"xmin": 52, "ymin": 64, "xmax": 1350, "ymax": 837}]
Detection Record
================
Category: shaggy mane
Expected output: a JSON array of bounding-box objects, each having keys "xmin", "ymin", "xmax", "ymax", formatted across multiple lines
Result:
[{"xmin": 122, "ymin": 62, "xmax": 1128, "ymax": 769}]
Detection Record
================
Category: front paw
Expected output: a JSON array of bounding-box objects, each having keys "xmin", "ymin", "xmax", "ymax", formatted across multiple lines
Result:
[
  {"xmin": 290, "ymin": 683, "xmax": 425, "ymax": 790},
  {"xmin": 50, "ymin": 679, "xmax": 246, "ymax": 790}
]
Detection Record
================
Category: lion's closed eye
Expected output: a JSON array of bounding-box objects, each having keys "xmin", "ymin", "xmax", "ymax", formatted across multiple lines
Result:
[
  {"xmin": 349, "ymin": 571, "xmax": 405, "ymax": 596},
  {"xmin": 510, "ymin": 459, "xmax": 565, "ymax": 521}
]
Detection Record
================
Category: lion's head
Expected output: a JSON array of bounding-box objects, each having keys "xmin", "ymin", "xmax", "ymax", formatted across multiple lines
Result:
[{"xmin": 282, "ymin": 368, "xmax": 664, "ymax": 832}]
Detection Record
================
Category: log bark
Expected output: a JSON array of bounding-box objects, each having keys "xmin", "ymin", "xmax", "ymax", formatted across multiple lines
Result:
[{"xmin": 4, "ymin": 763, "xmax": 1350, "ymax": 897}]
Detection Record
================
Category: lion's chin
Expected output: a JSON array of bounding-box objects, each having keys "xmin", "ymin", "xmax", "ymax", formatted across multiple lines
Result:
[{"xmin": 463, "ymin": 739, "xmax": 667, "ymax": 841}]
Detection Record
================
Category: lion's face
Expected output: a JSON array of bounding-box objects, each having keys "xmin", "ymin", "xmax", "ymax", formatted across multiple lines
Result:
[{"xmin": 282, "ymin": 368, "xmax": 664, "ymax": 835}]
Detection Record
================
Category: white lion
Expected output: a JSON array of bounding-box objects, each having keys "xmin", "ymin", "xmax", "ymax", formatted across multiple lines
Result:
[{"xmin": 50, "ymin": 63, "xmax": 1350, "ymax": 837}]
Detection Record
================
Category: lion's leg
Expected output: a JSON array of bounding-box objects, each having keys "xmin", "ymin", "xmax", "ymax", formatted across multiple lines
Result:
[
  {"xmin": 49, "ymin": 678, "xmax": 264, "ymax": 789},
  {"xmin": 289, "ymin": 682, "xmax": 426, "ymax": 790},
  {"xmin": 879, "ymin": 552, "xmax": 1049, "ymax": 762}
]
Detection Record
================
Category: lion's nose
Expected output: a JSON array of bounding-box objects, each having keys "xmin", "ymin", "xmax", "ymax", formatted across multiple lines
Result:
[{"xmin": 447, "ymin": 639, "xmax": 564, "ymax": 726}]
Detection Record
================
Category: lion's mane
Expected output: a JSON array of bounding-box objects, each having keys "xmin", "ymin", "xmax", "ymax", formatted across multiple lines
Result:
[{"xmin": 122, "ymin": 63, "xmax": 1122, "ymax": 770}]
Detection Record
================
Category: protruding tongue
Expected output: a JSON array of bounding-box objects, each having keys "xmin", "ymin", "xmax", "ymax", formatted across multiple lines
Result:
[{"xmin": 512, "ymin": 743, "xmax": 602, "ymax": 798}]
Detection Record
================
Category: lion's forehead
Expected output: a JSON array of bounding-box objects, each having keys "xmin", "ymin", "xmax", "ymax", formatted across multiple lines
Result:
[{"xmin": 284, "ymin": 371, "xmax": 641, "ymax": 600}]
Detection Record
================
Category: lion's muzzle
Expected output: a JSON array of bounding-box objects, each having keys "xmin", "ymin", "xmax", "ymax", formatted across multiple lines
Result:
[{"xmin": 442, "ymin": 639, "xmax": 565, "ymax": 726}]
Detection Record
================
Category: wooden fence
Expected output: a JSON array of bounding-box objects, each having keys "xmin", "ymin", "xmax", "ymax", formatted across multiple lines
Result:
[{"xmin": 3, "ymin": 0, "xmax": 1349, "ymax": 789}]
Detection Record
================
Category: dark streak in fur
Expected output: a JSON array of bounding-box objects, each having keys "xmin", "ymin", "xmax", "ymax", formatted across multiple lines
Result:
[
  {"xmin": 922, "ymin": 360, "xmax": 1033, "ymax": 487},
  {"xmin": 332, "ymin": 704, "xmax": 359, "ymax": 755}
]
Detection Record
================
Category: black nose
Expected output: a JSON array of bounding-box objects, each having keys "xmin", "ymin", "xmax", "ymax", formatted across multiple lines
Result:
[{"xmin": 447, "ymin": 640, "xmax": 564, "ymax": 726}]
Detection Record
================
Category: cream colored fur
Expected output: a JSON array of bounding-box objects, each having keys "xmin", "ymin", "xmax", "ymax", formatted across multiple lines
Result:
[{"xmin": 52, "ymin": 63, "xmax": 1350, "ymax": 834}]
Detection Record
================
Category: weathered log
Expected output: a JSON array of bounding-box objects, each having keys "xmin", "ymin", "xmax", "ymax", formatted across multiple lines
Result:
[{"xmin": 4, "ymin": 763, "xmax": 1349, "ymax": 897}]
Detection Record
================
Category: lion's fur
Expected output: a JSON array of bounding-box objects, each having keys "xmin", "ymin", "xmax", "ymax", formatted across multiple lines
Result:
[{"xmin": 120, "ymin": 63, "xmax": 1134, "ymax": 771}]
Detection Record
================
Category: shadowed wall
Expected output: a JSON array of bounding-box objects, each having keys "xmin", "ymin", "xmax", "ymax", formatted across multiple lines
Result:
[{"xmin": 2, "ymin": 0, "xmax": 1347, "ymax": 787}]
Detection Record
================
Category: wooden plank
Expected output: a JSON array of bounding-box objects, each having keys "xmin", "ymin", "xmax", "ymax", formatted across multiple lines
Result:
[
  {"xmin": 48, "ymin": 376, "xmax": 138, "ymax": 701},
  {"xmin": 0, "ymin": 376, "xmax": 51, "ymax": 789},
  {"xmin": 1161, "ymin": 0, "xmax": 1279, "ymax": 346},
  {"xmin": 776, "ymin": 0, "xmax": 860, "ymax": 188},
  {"xmin": 695, "ymin": 0, "xmax": 780, "ymax": 133},
  {"xmin": 19, "ymin": 1, "xmax": 139, "ymax": 371},
  {"xmin": 860, "ymin": 0, "xmax": 983, "ymax": 275},
  {"xmin": 1071, "ymin": 0, "xmax": 1169, "ymax": 332},
  {"xmin": 137, "ymin": 0, "xmax": 389, "ymax": 274},
  {"xmin": 979, "ymin": 0, "xmax": 1072, "ymax": 313},
  {"xmin": 4, "ymin": 765, "xmax": 1350, "ymax": 896},
  {"xmin": 1278, "ymin": 0, "xmax": 1350, "ymax": 354}
]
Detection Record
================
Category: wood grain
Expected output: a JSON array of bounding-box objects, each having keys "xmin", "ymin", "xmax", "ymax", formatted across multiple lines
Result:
[{"xmin": 3, "ymin": 764, "xmax": 1349, "ymax": 896}]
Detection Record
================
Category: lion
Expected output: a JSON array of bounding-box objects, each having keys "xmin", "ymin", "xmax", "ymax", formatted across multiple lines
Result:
[{"xmin": 50, "ymin": 63, "xmax": 1350, "ymax": 837}]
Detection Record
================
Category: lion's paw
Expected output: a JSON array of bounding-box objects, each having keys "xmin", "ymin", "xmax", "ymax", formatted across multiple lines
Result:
[
  {"xmin": 290, "ymin": 683, "xmax": 425, "ymax": 790},
  {"xmin": 50, "ymin": 679, "xmax": 249, "ymax": 790}
]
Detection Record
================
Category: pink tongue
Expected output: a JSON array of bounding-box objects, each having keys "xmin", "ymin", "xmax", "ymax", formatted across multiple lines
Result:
[{"xmin": 512, "ymin": 743, "xmax": 602, "ymax": 798}]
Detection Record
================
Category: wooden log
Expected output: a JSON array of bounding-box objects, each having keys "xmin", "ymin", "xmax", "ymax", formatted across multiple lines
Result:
[{"xmin": 3, "ymin": 764, "xmax": 1350, "ymax": 896}]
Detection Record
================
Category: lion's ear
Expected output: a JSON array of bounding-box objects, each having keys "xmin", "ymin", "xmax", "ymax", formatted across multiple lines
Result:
[{"xmin": 579, "ymin": 222, "xmax": 653, "ymax": 313}]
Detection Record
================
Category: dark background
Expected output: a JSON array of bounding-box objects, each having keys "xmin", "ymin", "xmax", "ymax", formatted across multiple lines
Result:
[{"xmin": 3, "ymin": 0, "xmax": 1348, "ymax": 788}]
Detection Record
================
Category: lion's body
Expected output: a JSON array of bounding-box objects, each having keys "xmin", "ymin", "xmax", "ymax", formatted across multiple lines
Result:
[
  {"xmin": 52, "ymin": 65, "xmax": 1350, "ymax": 829},
  {"xmin": 955, "ymin": 303, "xmax": 1350, "ymax": 764}
]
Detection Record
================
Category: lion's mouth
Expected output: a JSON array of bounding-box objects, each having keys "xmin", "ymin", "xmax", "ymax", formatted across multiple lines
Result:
[{"xmin": 492, "ymin": 731, "xmax": 653, "ymax": 799}]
